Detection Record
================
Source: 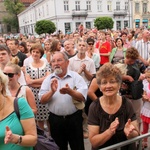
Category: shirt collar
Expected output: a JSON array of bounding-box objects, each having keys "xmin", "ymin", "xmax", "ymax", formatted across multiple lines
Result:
[{"xmin": 50, "ymin": 70, "xmax": 72, "ymax": 79}]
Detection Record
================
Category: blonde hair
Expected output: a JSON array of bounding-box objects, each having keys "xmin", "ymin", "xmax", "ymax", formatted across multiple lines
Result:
[
  {"xmin": 0, "ymin": 70, "xmax": 8, "ymax": 96},
  {"xmin": 6, "ymin": 57, "xmax": 21, "ymax": 75},
  {"xmin": 114, "ymin": 63, "xmax": 127, "ymax": 75}
]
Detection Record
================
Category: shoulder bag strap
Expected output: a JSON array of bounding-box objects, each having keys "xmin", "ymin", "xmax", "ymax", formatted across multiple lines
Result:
[
  {"xmin": 14, "ymin": 98, "xmax": 20, "ymax": 120},
  {"xmin": 15, "ymin": 85, "xmax": 23, "ymax": 97}
]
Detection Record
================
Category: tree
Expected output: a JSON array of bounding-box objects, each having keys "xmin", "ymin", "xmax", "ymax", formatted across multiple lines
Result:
[
  {"xmin": 94, "ymin": 17, "xmax": 114, "ymax": 30},
  {"xmin": 3, "ymin": 0, "xmax": 25, "ymax": 32},
  {"xmin": 35, "ymin": 20, "xmax": 56, "ymax": 35}
]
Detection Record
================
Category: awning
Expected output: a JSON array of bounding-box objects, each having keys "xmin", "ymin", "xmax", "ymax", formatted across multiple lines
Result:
[
  {"xmin": 135, "ymin": 19, "xmax": 140, "ymax": 23},
  {"xmin": 143, "ymin": 19, "xmax": 148, "ymax": 23}
]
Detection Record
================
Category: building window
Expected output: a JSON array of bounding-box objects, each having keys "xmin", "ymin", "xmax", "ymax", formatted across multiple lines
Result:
[
  {"xmin": 46, "ymin": 4, "xmax": 49, "ymax": 15},
  {"xmin": 86, "ymin": 1, "xmax": 91, "ymax": 11},
  {"xmin": 116, "ymin": 2, "xmax": 120, "ymax": 10},
  {"xmin": 42, "ymin": 6, "xmax": 45, "ymax": 17},
  {"xmin": 143, "ymin": 3, "xmax": 147, "ymax": 13},
  {"xmin": 124, "ymin": 21, "xmax": 128, "ymax": 28},
  {"xmin": 86, "ymin": 22, "xmax": 91, "ymax": 29},
  {"xmin": 116, "ymin": 21, "xmax": 121, "ymax": 30},
  {"xmin": 65, "ymin": 23, "xmax": 71, "ymax": 34},
  {"xmin": 97, "ymin": 0, "xmax": 102, "ymax": 11},
  {"xmin": 64, "ymin": 1, "xmax": 69, "ymax": 11},
  {"xmin": 75, "ymin": 1, "xmax": 80, "ymax": 11},
  {"xmin": 107, "ymin": 1, "xmax": 112, "ymax": 11},
  {"xmin": 135, "ymin": 3, "xmax": 139, "ymax": 13},
  {"xmin": 125, "ymin": 1, "xmax": 128, "ymax": 10}
]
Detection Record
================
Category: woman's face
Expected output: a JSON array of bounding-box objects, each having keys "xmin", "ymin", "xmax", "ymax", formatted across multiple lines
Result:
[
  {"xmin": 19, "ymin": 45, "xmax": 25, "ymax": 53},
  {"xmin": 99, "ymin": 76, "xmax": 120, "ymax": 97},
  {"xmin": 44, "ymin": 42, "xmax": 51, "ymax": 50},
  {"xmin": 145, "ymin": 72, "xmax": 150, "ymax": 83},
  {"xmin": 116, "ymin": 39, "xmax": 123, "ymax": 47},
  {"xmin": 3, "ymin": 66, "xmax": 18, "ymax": 84},
  {"xmin": 57, "ymin": 42, "xmax": 61, "ymax": 51},
  {"xmin": 31, "ymin": 48, "xmax": 41, "ymax": 60}
]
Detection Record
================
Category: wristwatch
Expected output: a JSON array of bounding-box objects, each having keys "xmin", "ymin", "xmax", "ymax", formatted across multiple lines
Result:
[{"xmin": 15, "ymin": 135, "xmax": 22, "ymax": 145}]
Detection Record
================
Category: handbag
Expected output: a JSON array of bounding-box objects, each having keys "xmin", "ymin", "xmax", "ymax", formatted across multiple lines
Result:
[{"xmin": 14, "ymin": 98, "xmax": 59, "ymax": 150}]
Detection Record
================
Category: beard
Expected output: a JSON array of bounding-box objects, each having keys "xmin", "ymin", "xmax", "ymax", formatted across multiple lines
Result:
[{"xmin": 54, "ymin": 67, "xmax": 63, "ymax": 75}]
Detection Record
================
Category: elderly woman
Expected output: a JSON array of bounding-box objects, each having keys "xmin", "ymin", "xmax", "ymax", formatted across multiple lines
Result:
[
  {"xmin": 0, "ymin": 70, "xmax": 37, "ymax": 149},
  {"xmin": 88, "ymin": 63, "xmax": 139, "ymax": 150}
]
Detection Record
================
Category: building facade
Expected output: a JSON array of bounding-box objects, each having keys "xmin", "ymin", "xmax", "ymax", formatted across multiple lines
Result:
[
  {"xmin": 18, "ymin": 0, "xmax": 133, "ymax": 34},
  {"xmin": 133, "ymin": 0, "xmax": 150, "ymax": 28}
]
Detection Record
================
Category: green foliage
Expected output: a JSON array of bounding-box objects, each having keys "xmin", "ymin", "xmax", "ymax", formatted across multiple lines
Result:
[
  {"xmin": 3, "ymin": 0, "xmax": 25, "ymax": 32},
  {"xmin": 35, "ymin": 20, "xmax": 56, "ymax": 35},
  {"xmin": 94, "ymin": 17, "xmax": 114, "ymax": 30}
]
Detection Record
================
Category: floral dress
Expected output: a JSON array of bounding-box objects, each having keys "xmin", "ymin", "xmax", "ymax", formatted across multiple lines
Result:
[{"xmin": 26, "ymin": 62, "xmax": 51, "ymax": 121}]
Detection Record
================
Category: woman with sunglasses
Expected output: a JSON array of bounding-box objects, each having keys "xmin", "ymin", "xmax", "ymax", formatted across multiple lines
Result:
[
  {"xmin": 110, "ymin": 38, "xmax": 126, "ymax": 64},
  {"xmin": 86, "ymin": 38, "xmax": 100, "ymax": 71},
  {"xmin": 0, "ymin": 70, "xmax": 37, "ymax": 149},
  {"xmin": 25, "ymin": 43, "xmax": 51, "ymax": 130},
  {"xmin": 3, "ymin": 57, "xmax": 37, "ymax": 115}
]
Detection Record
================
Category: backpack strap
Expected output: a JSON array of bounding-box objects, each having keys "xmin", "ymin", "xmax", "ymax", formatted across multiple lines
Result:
[{"xmin": 14, "ymin": 98, "xmax": 20, "ymax": 120}]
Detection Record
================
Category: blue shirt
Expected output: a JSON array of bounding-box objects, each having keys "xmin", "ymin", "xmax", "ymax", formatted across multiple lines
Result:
[{"xmin": 39, "ymin": 70, "xmax": 88, "ymax": 116}]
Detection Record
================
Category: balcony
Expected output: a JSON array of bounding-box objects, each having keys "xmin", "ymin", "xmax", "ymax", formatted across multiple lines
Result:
[
  {"xmin": 142, "ymin": 12, "xmax": 150, "ymax": 18},
  {"xmin": 113, "ymin": 9, "xmax": 127, "ymax": 17},
  {"xmin": 72, "ymin": 9, "xmax": 88, "ymax": 18}
]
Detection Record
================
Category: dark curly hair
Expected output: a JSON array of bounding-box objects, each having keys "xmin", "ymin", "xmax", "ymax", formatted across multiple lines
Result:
[{"xmin": 126, "ymin": 47, "xmax": 139, "ymax": 60}]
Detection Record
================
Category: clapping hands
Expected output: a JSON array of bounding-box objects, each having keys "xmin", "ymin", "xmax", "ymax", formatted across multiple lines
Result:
[
  {"xmin": 109, "ymin": 117, "xmax": 119, "ymax": 135},
  {"xmin": 4, "ymin": 126, "xmax": 13, "ymax": 144},
  {"xmin": 124, "ymin": 119, "xmax": 135, "ymax": 137}
]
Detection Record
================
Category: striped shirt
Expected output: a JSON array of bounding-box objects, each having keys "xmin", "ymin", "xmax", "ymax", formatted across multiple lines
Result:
[{"xmin": 135, "ymin": 39, "xmax": 150, "ymax": 60}]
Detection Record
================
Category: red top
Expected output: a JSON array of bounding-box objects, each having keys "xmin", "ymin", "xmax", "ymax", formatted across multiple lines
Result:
[{"xmin": 99, "ymin": 41, "xmax": 111, "ymax": 65}]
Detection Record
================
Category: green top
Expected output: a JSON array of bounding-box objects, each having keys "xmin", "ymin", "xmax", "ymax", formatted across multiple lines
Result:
[
  {"xmin": 109, "ymin": 47, "xmax": 126, "ymax": 63},
  {"xmin": 0, "ymin": 97, "xmax": 34, "ymax": 150}
]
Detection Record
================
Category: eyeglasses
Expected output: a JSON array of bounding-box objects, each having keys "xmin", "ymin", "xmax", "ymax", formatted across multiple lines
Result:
[
  {"xmin": 3, "ymin": 73, "xmax": 16, "ymax": 78},
  {"xmin": 88, "ymin": 43, "xmax": 94, "ymax": 45},
  {"xmin": 100, "ymin": 80, "xmax": 118, "ymax": 86}
]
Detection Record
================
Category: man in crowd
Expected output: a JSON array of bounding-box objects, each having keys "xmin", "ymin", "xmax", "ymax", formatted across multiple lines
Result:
[
  {"xmin": 7, "ymin": 39, "xmax": 27, "ymax": 67},
  {"xmin": 39, "ymin": 52, "xmax": 88, "ymax": 150}
]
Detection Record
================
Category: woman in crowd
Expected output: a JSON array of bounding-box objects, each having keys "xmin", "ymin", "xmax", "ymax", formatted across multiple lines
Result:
[
  {"xmin": 110, "ymin": 38, "xmax": 126, "ymax": 64},
  {"xmin": 88, "ymin": 63, "xmax": 139, "ymax": 149},
  {"xmin": 0, "ymin": 70, "xmax": 37, "ymax": 149},
  {"xmin": 3, "ymin": 57, "xmax": 37, "ymax": 114},
  {"xmin": 19, "ymin": 42, "xmax": 30, "ymax": 57},
  {"xmin": 86, "ymin": 37, "xmax": 100, "ymax": 70},
  {"xmin": 43, "ymin": 39, "xmax": 52, "ymax": 63},
  {"xmin": 50, "ymin": 39, "xmax": 62, "ymax": 53},
  {"xmin": 25, "ymin": 43, "xmax": 51, "ymax": 130}
]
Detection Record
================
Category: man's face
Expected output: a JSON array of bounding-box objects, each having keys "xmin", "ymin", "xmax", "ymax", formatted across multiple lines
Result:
[
  {"xmin": 7, "ymin": 41, "xmax": 17, "ymax": 51},
  {"xmin": 51, "ymin": 53, "xmax": 69, "ymax": 77},
  {"xmin": 64, "ymin": 41, "xmax": 73, "ymax": 52},
  {"xmin": 143, "ymin": 30, "xmax": 150, "ymax": 39},
  {"xmin": 0, "ymin": 50, "xmax": 10, "ymax": 65},
  {"xmin": 77, "ymin": 41, "xmax": 87, "ymax": 54}
]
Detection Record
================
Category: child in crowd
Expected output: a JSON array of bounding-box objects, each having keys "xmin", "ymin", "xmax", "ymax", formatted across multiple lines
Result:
[{"xmin": 141, "ymin": 68, "xmax": 150, "ymax": 148}]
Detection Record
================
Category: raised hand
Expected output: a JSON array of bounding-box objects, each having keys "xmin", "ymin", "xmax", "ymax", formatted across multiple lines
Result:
[
  {"xmin": 51, "ymin": 78, "xmax": 58, "ymax": 93},
  {"xmin": 60, "ymin": 83, "xmax": 71, "ymax": 94},
  {"xmin": 124, "ymin": 119, "xmax": 135, "ymax": 137},
  {"xmin": 109, "ymin": 117, "xmax": 119, "ymax": 135},
  {"xmin": 4, "ymin": 126, "xmax": 13, "ymax": 144}
]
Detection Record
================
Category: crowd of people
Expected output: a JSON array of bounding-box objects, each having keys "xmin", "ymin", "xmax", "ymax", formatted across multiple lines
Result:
[{"xmin": 0, "ymin": 26, "xmax": 150, "ymax": 150}]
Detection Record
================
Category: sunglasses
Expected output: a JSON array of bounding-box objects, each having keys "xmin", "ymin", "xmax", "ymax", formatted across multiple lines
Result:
[
  {"xmin": 3, "ymin": 73, "xmax": 16, "ymax": 78},
  {"xmin": 88, "ymin": 43, "xmax": 94, "ymax": 45}
]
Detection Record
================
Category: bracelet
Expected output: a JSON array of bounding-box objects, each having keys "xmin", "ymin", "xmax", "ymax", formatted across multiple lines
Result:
[{"xmin": 15, "ymin": 135, "xmax": 22, "ymax": 145}]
